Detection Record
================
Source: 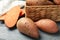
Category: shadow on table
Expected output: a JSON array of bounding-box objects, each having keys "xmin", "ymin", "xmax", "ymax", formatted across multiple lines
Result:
[
  {"xmin": 20, "ymin": 32, "xmax": 41, "ymax": 40},
  {"xmin": 8, "ymin": 25, "xmax": 17, "ymax": 31}
]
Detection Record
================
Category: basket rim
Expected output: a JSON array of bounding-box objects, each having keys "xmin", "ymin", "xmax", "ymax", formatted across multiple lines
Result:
[{"xmin": 26, "ymin": 5, "xmax": 60, "ymax": 7}]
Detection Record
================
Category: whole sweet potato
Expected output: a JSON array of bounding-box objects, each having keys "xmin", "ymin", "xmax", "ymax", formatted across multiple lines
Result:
[
  {"xmin": 54, "ymin": 0, "xmax": 60, "ymax": 4},
  {"xmin": 35, "ymin": 19, "xmax": 58, "ymax": 33},
  {"xmin": 17, "ymin": 17, "xmax": 39, "ymax": 38}
]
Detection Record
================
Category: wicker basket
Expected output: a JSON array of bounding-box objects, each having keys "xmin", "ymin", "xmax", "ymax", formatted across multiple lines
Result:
[{"xmin": 26, "ymin": 5, "xmax": 60, "ymax": 22}]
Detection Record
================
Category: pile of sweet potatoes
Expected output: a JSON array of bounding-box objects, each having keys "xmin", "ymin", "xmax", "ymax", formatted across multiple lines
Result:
[{"xmin": 26, "ymin": 0, "xmax": 60, "ymax": 6}]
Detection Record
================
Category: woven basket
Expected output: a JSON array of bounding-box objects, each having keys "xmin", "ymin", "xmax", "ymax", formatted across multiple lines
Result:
[{"xmin": 26, "ymin": 5, "xmax": 60, "ymax": 22}]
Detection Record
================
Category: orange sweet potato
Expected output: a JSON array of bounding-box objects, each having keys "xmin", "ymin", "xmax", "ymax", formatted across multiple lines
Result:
[
  {"xmin": 5, "ymin": 6, "xmax": 20, "ymax": 28},
  {"xmin": 20, "ymin": 8, "xmax": 25, "ymax": 17},
  {"xmin": 0, "ymin": 14, "xmax": 6, "ymax": 21}
]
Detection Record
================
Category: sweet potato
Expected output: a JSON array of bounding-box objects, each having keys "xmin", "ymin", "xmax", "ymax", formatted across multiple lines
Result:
[
  {"xmin": 43, "ymin": 1, "xmax": 54, "ymax": 5},
  {"xmin": 20, "ymin": 8, "xmax": 25, "ymax": 17},
  {"xmin": 26, "ymin": 0, "xmax": 48, "ymax": 6},
  {"xmin": 0, "ymin": 14, "xmax": 6, "ymax": 21},
  {"xmin": 5, "ymin": 6, "xmax": 20, "ymax": 28},
  {"xmin": 17, "ymin": 17, "xmax": 39, "ymax": 38},
  {"xmin": 54, "ymin": 0, "xmax": 60, "ymax": 4},
  {"xmin": 35, "ymin": 19, "xmax": 58, "ymax": 33}
]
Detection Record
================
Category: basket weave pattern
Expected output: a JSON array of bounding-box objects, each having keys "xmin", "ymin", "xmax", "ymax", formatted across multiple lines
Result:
[{"xmin": 26, "ymin": 5, "xmax": 60, "ymax": 21}]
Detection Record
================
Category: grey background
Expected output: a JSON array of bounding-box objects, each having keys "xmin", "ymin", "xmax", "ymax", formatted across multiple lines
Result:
[{"xmin": 0, "ymin": 21, "xmax": 60, "ymax": 40}]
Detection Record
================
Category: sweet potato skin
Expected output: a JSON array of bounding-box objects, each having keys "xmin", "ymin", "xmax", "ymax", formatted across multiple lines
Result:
[
  {"xmin": 26, "ymin": 0, "xmax": 48, "ymax": 6},
  {"xmin": 17, "ymin": 17, "xmax": 39, "ymax": 38},
  {"xmin": 35, "ymin": 19, "xmax": 58, "ymax": 33},
  {"xmin": 54, "ymin": 0, "xmax": 60, "ymax": 4}
]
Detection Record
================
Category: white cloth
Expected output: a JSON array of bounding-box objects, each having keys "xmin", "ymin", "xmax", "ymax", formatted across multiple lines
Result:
[{"xmin": 0, "ymin": 0, "xmax": 26, "ymax": 16}]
